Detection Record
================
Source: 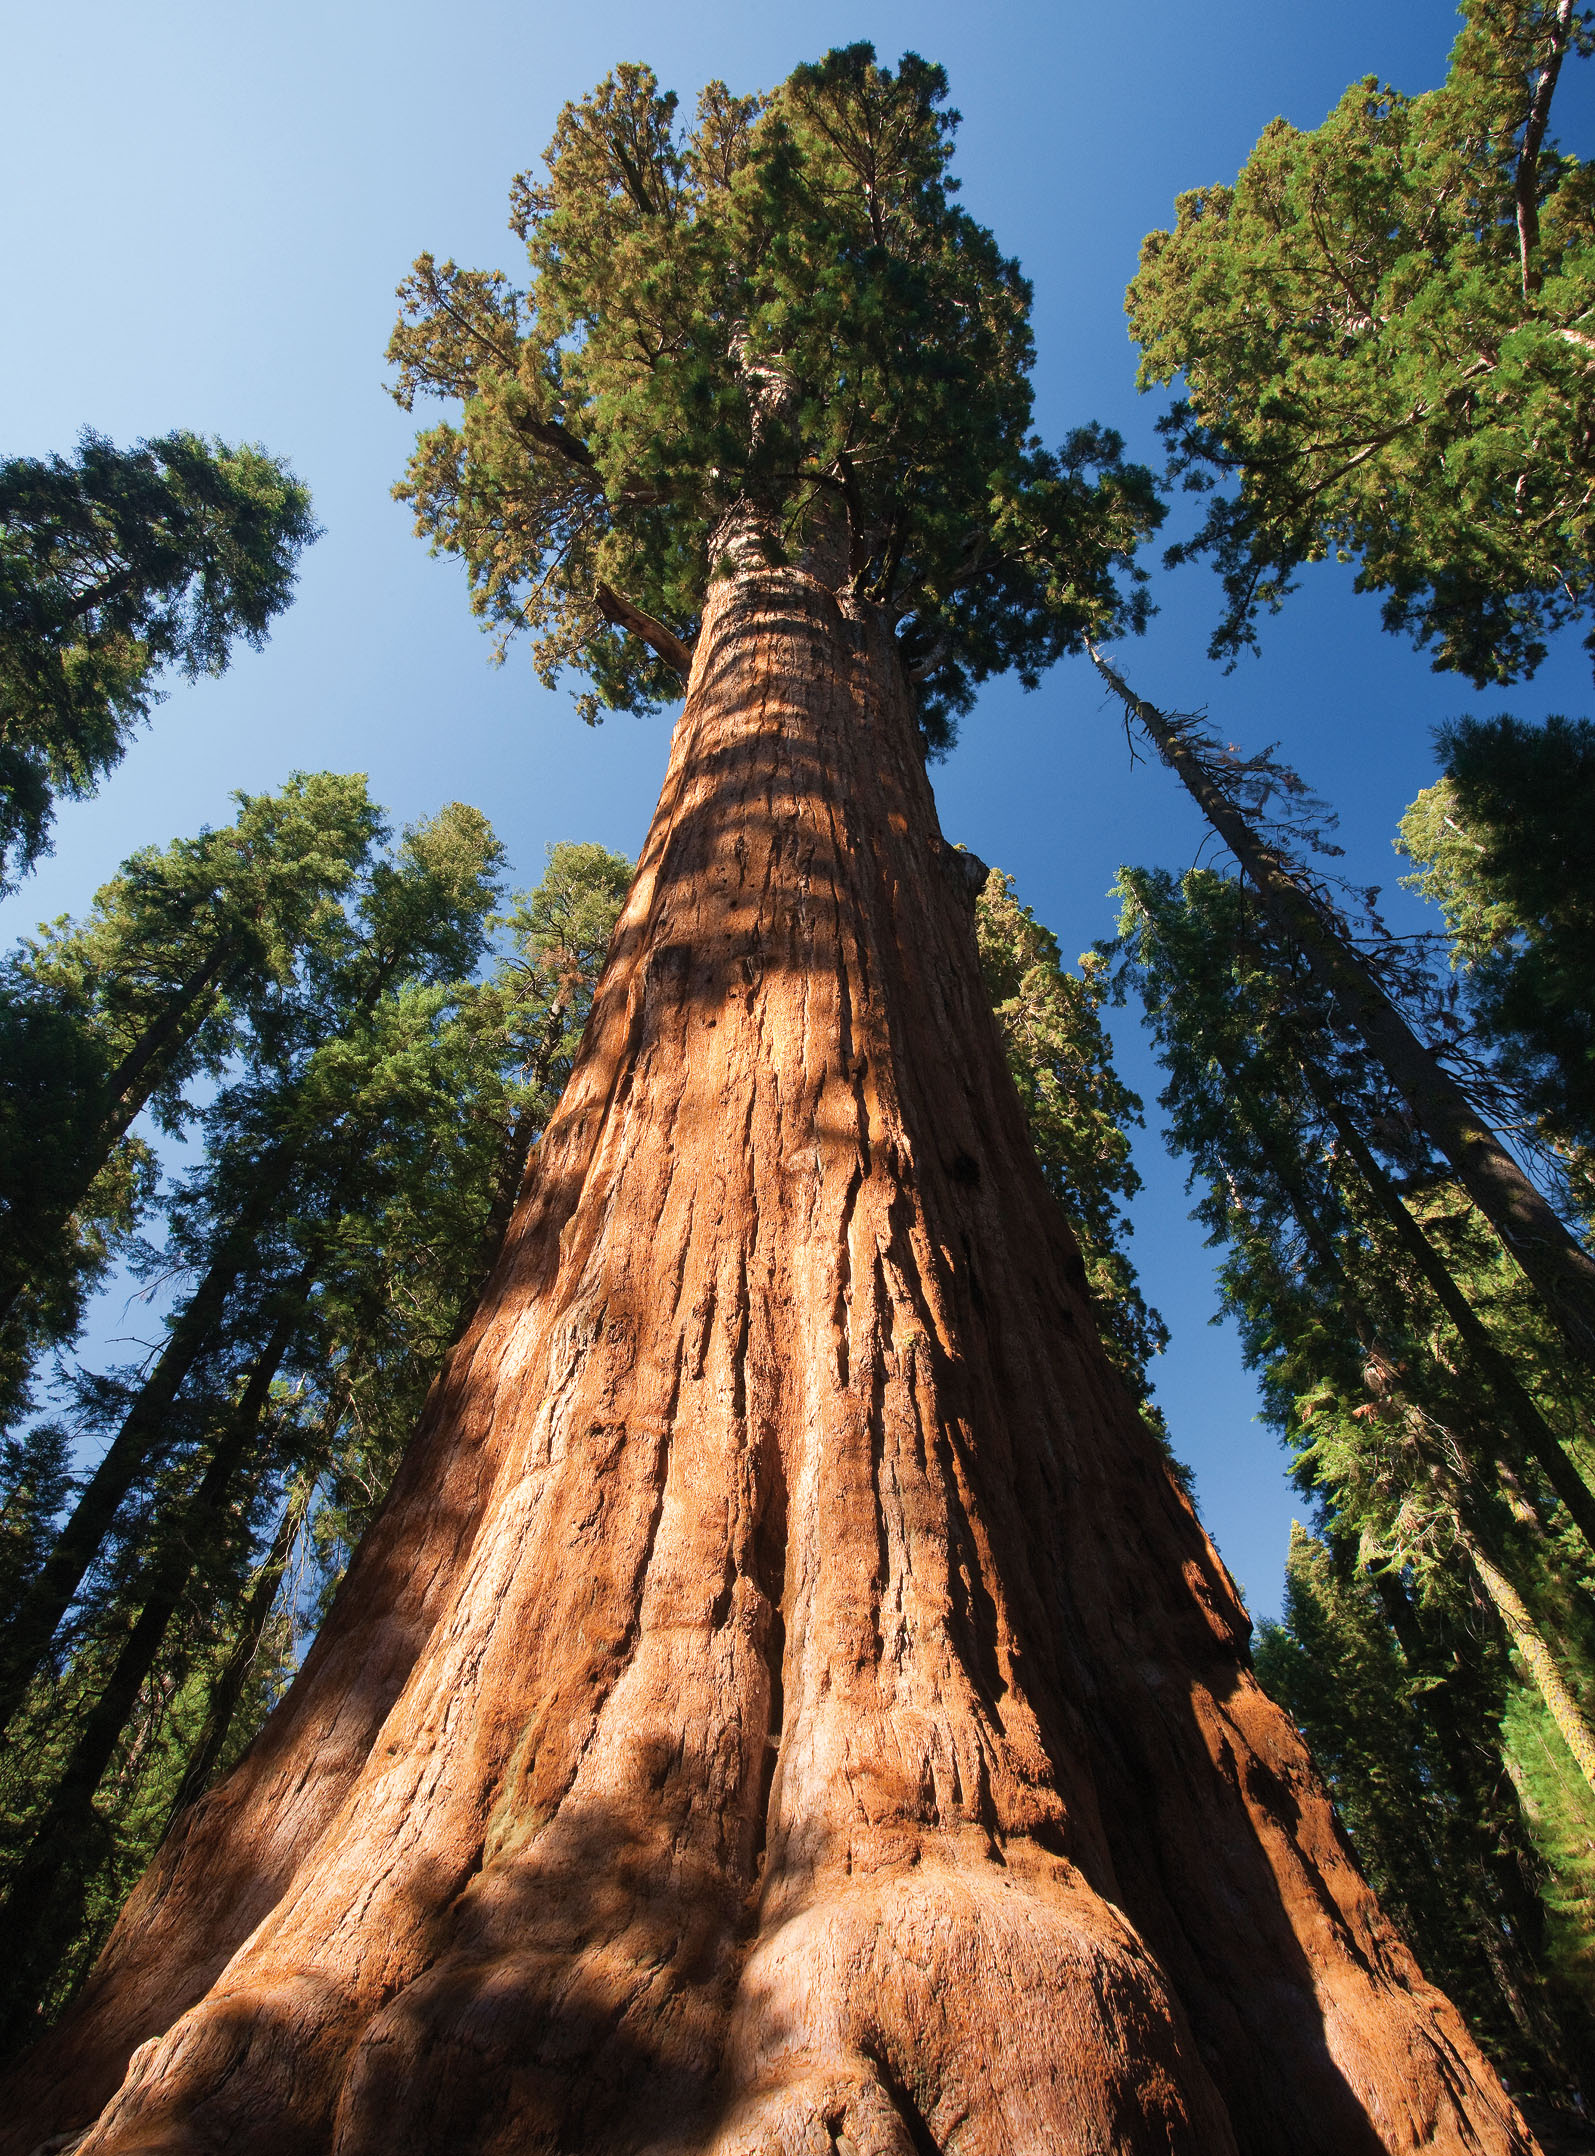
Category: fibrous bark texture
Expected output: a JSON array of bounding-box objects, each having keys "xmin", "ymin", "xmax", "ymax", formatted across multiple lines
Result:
[{"xmin": 4, "ymin": 563, "xmax": 1534, "ymax": 2154}]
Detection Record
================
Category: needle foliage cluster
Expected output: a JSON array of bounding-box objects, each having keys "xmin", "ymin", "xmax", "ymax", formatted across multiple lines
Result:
[
  {"xmin": 0, "ymin": 805, "xmax": 633, "ymax": 2042},
  {"xmin": 1116, "ymin": 852, "xmax": 1595, "ymax": 2096},
  {"xmin": 1400, "ymin": 712, "xmax": 1595, "ymax": 1208},
  {"xmin": 1128, "ymin": 3, "xmax": 1595, "ymax": 685}
]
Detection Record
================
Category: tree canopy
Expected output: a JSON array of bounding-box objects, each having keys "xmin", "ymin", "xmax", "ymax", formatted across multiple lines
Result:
[
  {"xmin": 0, "ymin": 431, "xmax": 317, "ymax": 885},
  {"xmin": 973, "ymin": 867, "xmax": 1167, "ymax": 1407},
  {"xmin": 0, "ymin": 774, "xmax": 379, "ymax": 1428},
  {"xmin": 388, "ymin": 46, "xmax": 1160, "ymax": 748},
  {"xmin": 1399, "ymin": 712, "xmax": 1595, "ymax": 1199},
  {"xmin": 1116, "ymin": 856, "xmax": 1595, "ymax": 2089},
  {"xmin": 1127, "ymin": 2, "xmax": 1595, "ymax": 684}
]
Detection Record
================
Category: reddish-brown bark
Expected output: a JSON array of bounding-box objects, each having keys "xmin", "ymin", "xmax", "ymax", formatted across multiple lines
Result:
[{"xmin": 4, "ymin": 559, "xmax": 1534, "ymax": 2154}]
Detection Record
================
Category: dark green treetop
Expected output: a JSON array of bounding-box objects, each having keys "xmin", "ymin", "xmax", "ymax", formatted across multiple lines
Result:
[
  {"xmin": 389, "ymin": 46, "xmax": 1160, "ymax": 749},
  {"xmin": 1399, "ymin": 713, "xmax": 1595, "ymax": 1183},
  {"xmin": 1126, "ymin": 3, "xmax": 1595, "ymax": 683},
  {"xmin": 12, "ymin": 771, "xmax": 381, "ymax": 1126},
  {"xmin": 0, "ymin": 774, "xmax": 381, "ymax": 1419},
  {"xmin": 0, "ymin": 431, "xmax": 318, "ymax": 883}
]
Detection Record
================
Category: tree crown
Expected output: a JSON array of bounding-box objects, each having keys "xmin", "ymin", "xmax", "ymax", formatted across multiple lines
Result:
[
  {"xmin": 1127, "ymin": 2, "xmax": 1595, "ymax": 684},
  {"xmin": 389, "ymin": 46, "xmax": 1161, "ymax": 749},
  {"xmin": 1399, "ymin": 712, "xmax": 1595, "ymax": 1168},
  {"xmin": 0, "ymin": 431, "xmax": 318, "ymax": 883}
]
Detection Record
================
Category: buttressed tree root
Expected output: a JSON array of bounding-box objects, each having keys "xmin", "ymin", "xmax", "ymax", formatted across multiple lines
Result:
[{"xmin": 3, "ymin": 562, "xmax": 1535, "ymax": 2155}]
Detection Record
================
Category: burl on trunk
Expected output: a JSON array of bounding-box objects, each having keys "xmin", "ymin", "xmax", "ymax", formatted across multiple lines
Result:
[{"xmin": 3, "ymin": 561, "xmax": 1533, "ymax": 2154}]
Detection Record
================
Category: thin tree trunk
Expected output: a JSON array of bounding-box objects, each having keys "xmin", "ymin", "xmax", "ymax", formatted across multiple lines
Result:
[
  {"xmin": 3, "ymin": 562, "xmax": 1533, "ymax": 2154},
  {"xmin": 1514, "ymin": 0, "xmax": 1576, "ymax": 299},
  {"xmin": 1397, "ymin": 1433, "xmax": 1595, "ymax": 1809},
  {"xmin": 0, "ymin": 935, "xmax": 239, "ymax": 1331},
  {"xmin": 1218, "ymin": 1053, "xmax": 1595, "ymax": 1697},
  {"xmin": 465, "ymin": 994, "xmax": 572, "ymax": 1317},
  {"xmin": 1176, "ymin": 1005, "xmax": 1592, "ymax": 1556},
  {"xmin": 0, "ymin": 1152, "xmax": 300, "ymax": 1737},
  {"xmin": 1366, "ymin": 1568, "xmax": 1570, "ymax": 2081},
  {"xmin": 1296, "ymin": 1059, "xmax": 1595, "ymax": 1552},
  {"xmin": 0, "ymin": 1289, "xmax": 310, "ymax": 2036},
  {"xmin": 160, "ymin": 1458, "xmax": 318, "ymax": 1835},
  {"xmin": 1090, "ymin": 646, "xmax": 1595, "ymax": 1382},
  {"xmin": 96, "ymin": 935, "xmax": 239, "ymax": 1148},
  {"xmin": 1464, "ymin": 1532, "xmax": 1595, "ymax": 1794}
]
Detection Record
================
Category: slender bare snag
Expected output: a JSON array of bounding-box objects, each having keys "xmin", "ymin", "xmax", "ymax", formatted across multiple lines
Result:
[{"xmin": 3, "ymin": 564, "xmax": 1532, "ymax": 2153}]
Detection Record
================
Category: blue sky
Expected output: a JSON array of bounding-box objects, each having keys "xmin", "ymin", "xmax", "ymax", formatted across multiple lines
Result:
[{"xmin": 5, "ymin": 0, "xmax": 1590, "ymax": 1619}]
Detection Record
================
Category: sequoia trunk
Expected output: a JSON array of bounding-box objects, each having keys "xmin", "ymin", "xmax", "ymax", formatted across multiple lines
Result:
[{"xmin": 2, "ymin": 560, "xmax": 1533, "ymax": 2154}]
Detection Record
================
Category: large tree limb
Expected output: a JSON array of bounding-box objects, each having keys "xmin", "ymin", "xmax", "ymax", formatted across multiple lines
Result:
[
  {"xmin": 594, "ymin": 581, "xmax": 694, "ymax": 679},
  {"xmin": 512, "ymin": 411, "xmax": 597, "ymax": 470}
]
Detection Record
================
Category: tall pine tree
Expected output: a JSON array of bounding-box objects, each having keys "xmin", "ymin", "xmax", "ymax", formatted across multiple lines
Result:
[
  {"xmin": 1116, "ymin": 858, "xmax": 1595, "ymax": 2104},
  {"xmin": 0, "ymin": 431, "xmax": 318, "ymax": 883},
  {"xmin": 0, "ymin": 774, "xmax": 378, "ymax": 1424}
]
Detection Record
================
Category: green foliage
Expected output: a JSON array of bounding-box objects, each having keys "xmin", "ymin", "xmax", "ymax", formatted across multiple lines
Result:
[
  {"xmin": 1255, "ymin": 1529, "xmax": 1438, "ymax": 1900},
  {"xmin": 1127, "ymin": 4, "xmax": 1595, "ymax": 683},
  {"xmin": 1115, "ymin": 861, "xmax": 1592, "ymax": 1565},
  {"xmin": 487, "ymin": 840, "xmax": 634, "ymax": 1124},
  {"xmin": 0, "ymin": 1001, "xmax": 153, "ymax": 1430},
  {"xmin": 0, "ymin": 1424, "xmax": 72, "ymax": 1617},
  {"xmin": 973, "ymin": 867, "xmax": 1167, "ymax": 1407},
  {"xmin": 1504, "ymin": 1679, "xmax": 1595, "ymax": 1999},
  {"xmin": 0, "ymin": 773, "xmax": 380, "ymax": 1431},
  {"xmin": 1399, "ymin": 714, "xmax": 1595, "ymax": 1204},
  {"xmin": 0, "ymin": 431, "xmax": 318, "ymax": 882},
  {"xmin": 300, "ymin": 840, "xmax": 632, "ymax": 1580},
  {"xmin": 389, "ymin": 47, "xmax": 1160, "ymax": 748},
  {"xmin": 1258, "ymin": 1526, "xmax": 1594, "ymax": 2090}
]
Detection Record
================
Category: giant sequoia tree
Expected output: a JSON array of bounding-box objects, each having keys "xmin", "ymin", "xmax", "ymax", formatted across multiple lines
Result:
[{"xmin": 0, "ymin": 49, "xmax": 1542, "ymax": 2155}]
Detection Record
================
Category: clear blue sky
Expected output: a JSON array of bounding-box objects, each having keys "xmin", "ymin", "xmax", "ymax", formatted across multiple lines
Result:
[{"xmin": 4, "ymin": 0, "xmax": 1590, "ymax": 1620}]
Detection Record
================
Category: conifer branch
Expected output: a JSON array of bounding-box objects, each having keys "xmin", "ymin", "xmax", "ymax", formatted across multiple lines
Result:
[{"xmin": 593, "ymin": 582, "xmax": 694, "ymax": 679}]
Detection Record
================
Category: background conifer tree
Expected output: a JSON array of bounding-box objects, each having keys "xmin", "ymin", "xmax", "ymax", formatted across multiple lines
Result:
[
  {"xmin": 1400, "ymin": 714, "xmax": 1595, "ymax": 1221},
  {"xmin": 1125, "ymin": 1, "xmax": 1595, "ymax": 684},
  {"xmin": 1114, "ymin": 855, "xmax": 1595, "ymax": 2103},
  {"xmin": 0, "ymin": 431, "xmax": 318, "ymax": 883},
  {"xmin": 972, "ymin": 865, "xmax": 1167, "ymax": 1412},
  {"xmin": 0, "ymin": 773, "xmax": 379, "ymax": 1426}
]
